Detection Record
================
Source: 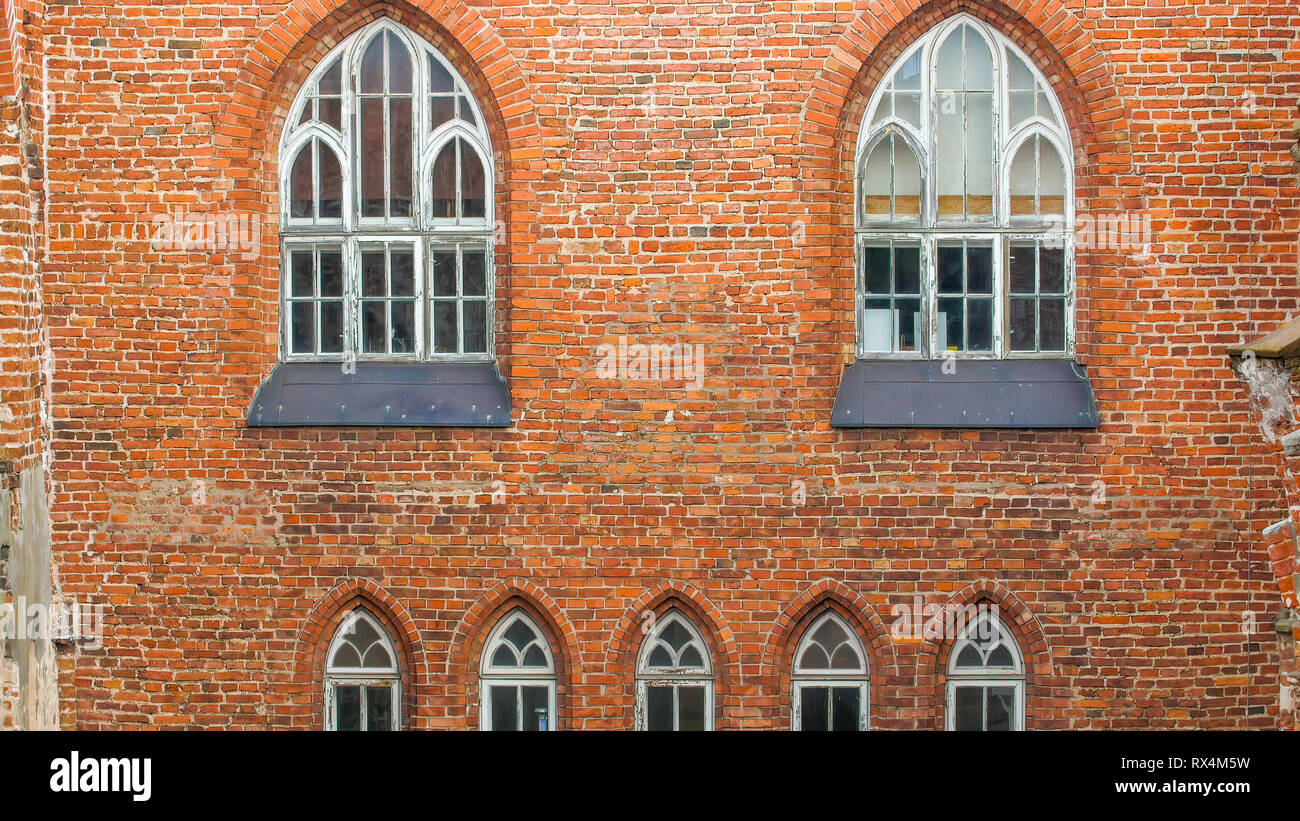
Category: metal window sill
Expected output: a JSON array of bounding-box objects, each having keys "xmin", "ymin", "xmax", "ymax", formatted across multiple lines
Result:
[
  {"xmin": 830, "ymin": 358, "xmax": 1098, "ymax": 428},
  {"xmin": 246, "ymin": 361, "xmax": 511, "ymax": 427}
]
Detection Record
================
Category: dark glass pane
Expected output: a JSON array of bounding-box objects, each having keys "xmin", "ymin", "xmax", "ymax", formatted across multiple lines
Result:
[
  {"xmin": 365, "ymin": 685, "xmax": 392, "ymax": 731},
  {"xmin": 1040, "ymin": 298, "xmax": 1065, "ymax": 350},
  {"xmin": 359, "ymin": 35, "xmax": 384, "ymax": 94},
  {"xmin": 967, "ymin": 298, "xmax": 993, "ymax": 351},
  {"xmin": 457, "ymin": 94, "xmax": 475, "ymax": 125},
  {"xmin": 429, "ymin": 59, "xmax": 454, "ymax": 94},
  {"xmin": 320, "ymin": 301, "xmax": 344, "ymax": 353},
  {"xmin": 461, "ymin": 139, "xmax": 486, "ymax": 219},
  {"xmin": 895, "ymin": 245, "xmax": 920, "ymax": 294},
  {"xmin": 463, "ymin": 300, "xmax": 488, "ymax": 354},
  {"xmin": 988, "ymin": 645, "xmax": 1014, "ymax": 667},
  {"xmin": 937, "ymin": 245, "xmax": 963, "ymax": 293},
  {"xmin": 490, "ymin": 685, "xmax": 519, "ymax": 731},
  {"xmin": 938, "ymin": 297, "xmax": 963, "ymax": 352},
  {"xmin": 319, "ymin": 57, "xmax": 342, "ymax": 95},
  {"xmin": 391, "ymin": 301, "xmax": 414, "ymax": 353},
  {"xmin": 521, "ymin": 686, "xmax": 549, "ymax": 731},
  {"xmin": 660, "ymin": 620, "xmax": 690, "ymax": 650},
  {"xmin": 831, "ymin": 687, "xmax": 861, "ymax": 731},
  {"xmin": 430, "ymin": 96, "xmax": 455, "ymax": 129},
  {"xmin": 491, "ymin": 645, "xmax": 515, "ymax": 667},
  {"xmin": 647, "ymin": 645, "xmax": 672, "ymax": 668},
  {"xmin": 318, "ymin": 250, "xmax": 342, "ymax": 297},
  {"xmin": 289, "ymin": 145, "xmax": 313, "ymax": 219},
  {"xmin": 362, "ymin": 300, "xmax": 386, "ymax": 353},
  {"xmin": 504, "ymin": 619, "xmax": 534, "ymax": 649},
  {"xmin": 799, "ymin": 644, "xmax": 830, "ymax": 670},
  {"xmin": 387, "ymin": 31, "xmax": 412, "ymax": 94},
  {"xmin": 800, "ymin": 687, "xmax": 829, "ymax": 731},
  {"xmin": 987, "ymin": 687, "xmax": 1014, "ymax": 731},
  {"xmin": 360, "ymin": 98, "xmax": 385, "ymax": 217},
  {"xmin": 432, "ymin": 251, "xmax": 458, "ymax": 296},
  {"xmin": 955, "ymin": 645, "xmax": 983, "ymax": 668},
  {"xmin": 954, "ymin": 686, "xmax": 983, "ymax": 730},
  {"xmin": 678, "ymin": 686, "xmax": 706, "ymax": 731},
  {"xmin": 291, "ymin": 251, "xmax": 314, "ymax": 297},
  {"xmin": 967, "ymin": 245, "xmax": 992, "ymax": 293},
  {"xmin": 678, "ymin": 645, "xmax": 704, "ymax": 670},
  {"xmin": 646, "ymin": 686, "xmax": 674, "ymax": 731},
  {"xmin": 463, "ymin": 251, "xmax": 486, "ymax": 296},
  {"xmin": 829, "ymin": 644, "xmax": 860, "ymax": 670},
  {"xmin": 291, "ymin": 302, "xmax": 315, "ymax": 354},
  {"xmin": 433, "ymin": 301, "xmax": 458, "ymax": 353},
  {"xmin": 521, "ymin": 645, "xmax": 547, "ymax": 667},
  {"xmin": 320, "ymin": 98, "xmax": 342, "ymax": 131},
  {"xmin": 391, "ymin": 250, "xmax": 414, "ymax": 296},
  {"xmin": 1009, "ymin": 297, "xmax": 1036, "ymax": 352},
  {"xmin": 319, "ymin": 147, "xmax": 342, "ymax": 219},
  {"xmin": 864, "ymin": 246, "xmax": 890, "ymax": 294},
  {"xmin": 390, "ymin": 98, "xmax": 412, "ymax": 217},
  {"xmin": 335, "ymin": 685, "xmax": 360, "ymax": 731},
  {"xmin": 1009, "ymin": 243, "xmax": 1036, "ymax": 293},
  {"xmin": 431, "ymin": 141, "xmax": 456, "ymax": 219},
  {"xmin": 361, "ymin": 251, "xmax": 386, "ymax": 297},
  {"xmin": 1040, "ymin": 246, "xmax": 1065, "ymax": 292},
  {"xmin": 896, "ymin": 297, "xmax": 920, "ymax": 352}
]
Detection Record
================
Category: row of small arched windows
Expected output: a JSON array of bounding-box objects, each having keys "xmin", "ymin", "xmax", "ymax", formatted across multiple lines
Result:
[{"xmin": 324, "ymin": 605, "xmax": 1026, "ymax": 731}]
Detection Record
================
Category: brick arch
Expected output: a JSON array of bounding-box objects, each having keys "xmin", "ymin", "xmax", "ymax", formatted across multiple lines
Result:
[
  {"xmin": 759, "ymin": 579, "xmax": 898, "ymax": 730},
  {"xmin": 446, "ymin": 577, "xmax": 581, "ymax": 729},
  {"xmin": 916, "ymin": 580, "xmax": 1061, "ymax": 730},
  {"xmin": 216, "ymin": 0, "xmax": 542, "ymax": 392},
  {"xmin": 606, "ymin": 581, "xmax": 742, "ymax": 729},
  {"xmin": 294, "ymin": 578, "xmax": 426, "ymax": 730}
]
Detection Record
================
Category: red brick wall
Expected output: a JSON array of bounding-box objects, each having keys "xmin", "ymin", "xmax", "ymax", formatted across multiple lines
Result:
[{"xmin": 39, "ymin": 0, "xmax": 1300, "ymax": 728}]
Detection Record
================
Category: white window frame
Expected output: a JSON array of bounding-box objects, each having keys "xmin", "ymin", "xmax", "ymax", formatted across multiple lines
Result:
[
  {"xmin": 478, "ymin": 608, "xmax": 558, "ymax": 731},
  {"xmin": 324, "ymin": 609, "xmax": 401, "ymax": 731},
  {"xmin": 855, "ymin": 13, "xmax": 1075, "ymax": 361},
  {"xmin": 944, "ymin": 610, "xmax": 1025, "ymax": 731},
  {"xmin": 634, "ymin": 610, "xmax": 714, "ymax": 731},
  {"xmin": 279, "ymin": 18, "xmax": 495, "ymax": 363},
  {"xmin": 790, "ymin": 611, "xmax": 870, "ymax": 731}
]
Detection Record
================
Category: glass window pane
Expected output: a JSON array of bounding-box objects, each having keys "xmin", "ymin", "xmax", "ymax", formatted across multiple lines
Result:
[
  {"xmin": 967, "ymin": 298, "xmax": 993, "ymax": 351},
  {"xmin": 361, "ymin": 251, "xmax": 386, "ymax": 296},
  {"xmin": 521, "ymin": 686, "xmax": 550, "ymax": 731},
  {"xmin": 320, "ymin": 97, "xmax": 341, "ymax": 131},
  {"xmin": 1040, "ymin": 298, "xmax": 1065, "ymax": 351},
  {"xmin": 463, "ymin": 251, "xmax": 487, "ymax": 296},
  {"xmin": 646, "ymin": 686, "xmax": 674, "ymax": 731},
  {"xmin": 319, "ymin": 56, "xmax": 342, "ymax": 95},
  {"xmin": 359, "ymin": 35, "xmax": 384, "ymax": 94},
  {"xmin": 936, "ymin": 28, "xmax": 963, "ymax": 89},
  {"xmin": 895, "ymin": 91, "xmax": 920, "ymax": 129},
  {"xmin": 289, "ymin": 144, "xmax": 313, "ymax": 219},
  {"xmin": 432, "ymin": 250, "xmax": 458, "ymax": 296},
  {"xmin": 1039, "ymin": 140, "xmax": 1066, "ymax": 215},
  {"xmin": 362, "ymin": 301, "xmax": 386, "ymax": 353},
  {"xmin": 433, "ymin": 301, "xmax": 458, "ymax": 353},
  {"xmin": 678, "ymin": 686, "xmax": 706, "ymax": 731},
  {"xmin": 967, "ymin": 245, "xmax": 992, "ymax": 293},
  {"xmin": 966, "ymin": 93, "xmax": 993, "ymax": 214},
  {"xmin": 1040, "ymin": 247, "xmax": 1065, "ymax": 292},
  {"xmin": 490, "ymin": 684, "xmax": 519, "ymax": 731},
  {"xmin": 491, "ymin": 645, "xmax": 515, "ymax": 667},
  {"xmin": 864, "ymin": 245, "xmax": 890, "ymax": 294},
  {"xmin": 964, "ymin": 27, "xmax": 993, "ymax": 90},
  {"xmin": 897, "ymin": 297, "xmax": 920, "ymax": 352},
  {"xmin": 391, "ymin": 301, "xmax": 415, "ymax": 353},
  {"xmin": 937, "ymin": 246, "xmax": 963, "ymax": 293},
  {"xmin": 938, "ymin": 297, "xmax": 963, "ymax": 352},
  {"xmin": 1008, "ymin": 52, "xmax": 1034, "ymax": 91},
  {"xmin": 953, "ymin": 686, "xmax": 983, "ymax": 730},
  {"xmin": 431, "ymin": 95, "xmax": 455, "ymax": 129},
  {"xmin": 895, "ymin": 245, "xmax": 920, "ymax": 294},
  {"xmin": 1009, "ymin": 297, "xmax": 1036, "ymax": 352},
  {"xmin": 365, "ymin": 685, "xmax": 392, "ymax": 731},
  {"xmin": 936, "ymin": 96, "xmax": 963, "ymax": 216},
  {"xmin": 987, "ymin": 687, "xmax": 1015, "ymax": 731},
  {"xmin": 800, "ymin": 687, "xmax": 829, "ymax": 731},
  {"xmin": 291, "ymin": 251, "xmax": 314, "ymax": 297},
  {"xmin": 431, "ymin": 141, "xmax": 456, "ymax": 219},
  {"xmin": 360, "ymin": 98, "xmax": 385, "ymax": 217},
  {"xmin": 387, "ymin": 31, "xmax": 412, "ymax": 94},
  {"xmin": 862, "ymin": 139, "xmax": 890, "ymax": 217},
  {"xmin": 461, "ymin": 139, "xmax": 486, "ymax": 219},
  {"xmin": 1009, "ymin": 91, "xmax": 1035, "ymax": 129},
  {"xmin": 1009, "ymin": 243, "xmax": 1036, "ymax": 293},
  {"xmin": 893, "ymin": 136, "xmax": 921, "ymax": 218},
  {"xmin": 896, "ymin": 51, "xmax": 921, "ymax": 90},
  {"xmin": 390, "ymin": 98, "xmax": 413, "ymax": 217},
  {"xmin": 291, "ymin": 302, "xmax": 315, "ymax": 354},
  {"xmin": 831, "ymin": 687, "xmax": 861, "ymax": 731},
  {"xmin": 391, "ymin": 250, "xmax": 415, "ymax": 297},
  {"xmin": 319, "ymin": 146, "xmax": 342, "ymax": 219},
  {"xmin": 334, "ymin": 685, "xmax": 360, "ymax": 731},
  {"xmin": 429, "ymin": 59, "xmax": 454, "ymax": 94},
  {"xmin": 320, "ymin": 301, "xmax": 344, "ymax": 353},
  {"xmin": 463, "ymin": 301, "xmax": 488, "ymax": 354}
]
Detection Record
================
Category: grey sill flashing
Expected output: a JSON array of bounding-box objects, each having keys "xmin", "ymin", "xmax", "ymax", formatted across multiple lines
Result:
[
  {"xmin": 246, "ymin": 361, "xmax": 511, "ymax": 427},
  {"xmin": 831, "ymin": 358, "xmax": 1099, "ymax": 429}
]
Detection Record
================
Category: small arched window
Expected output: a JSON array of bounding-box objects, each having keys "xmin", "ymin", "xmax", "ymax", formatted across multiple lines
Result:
[
  {"xmin": 280, "ymin": 19, "xmax": 494, "ymax": 362},
  {"xmin": 479, "ymin": 609, "xmax": 557, "ymax": 731},
  {"xmin": 325, "ymin": 608, "xmax": 400, "ymax": 731},
  {"xmin": 635, "ymin": 609, "xmax": 713, "ymax": 731},
  {"xmin": 946, "ymin": 609, "xmax": 1024, "ymax": 731},
  {"xmin": 856, "ymin": 14, "xmax": 1073, "ymax": 358},
  {"xmin": 791, "ymin": 611, "xmax": 869, "ymax": 731}
]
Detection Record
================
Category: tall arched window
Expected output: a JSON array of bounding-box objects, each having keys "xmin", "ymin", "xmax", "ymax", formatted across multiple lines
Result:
[
  {"xmin": 856, "ymin": 14, "xmax": 1073, "ymax": 358},
  {"xmin": 791, "ymin": 611, "xmax": 869, "ymax": 731},
  {"xmin": 635, "ymin": 609, "xmax": 713, "ymax": 731},
  {"xmin": 479, "ymin": 608, "xmax": 557, "ymax": 731},
  {"xmin": 280, "ymin": 19, "xmax": 494, "ymax": 361},
  {"xmin": 325, "ymin": 608, "xmax": 400, "ymax": 731},
  {"xmin": 946, "ymin": 609, "xmax": 1024, "ymax": 731}
]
